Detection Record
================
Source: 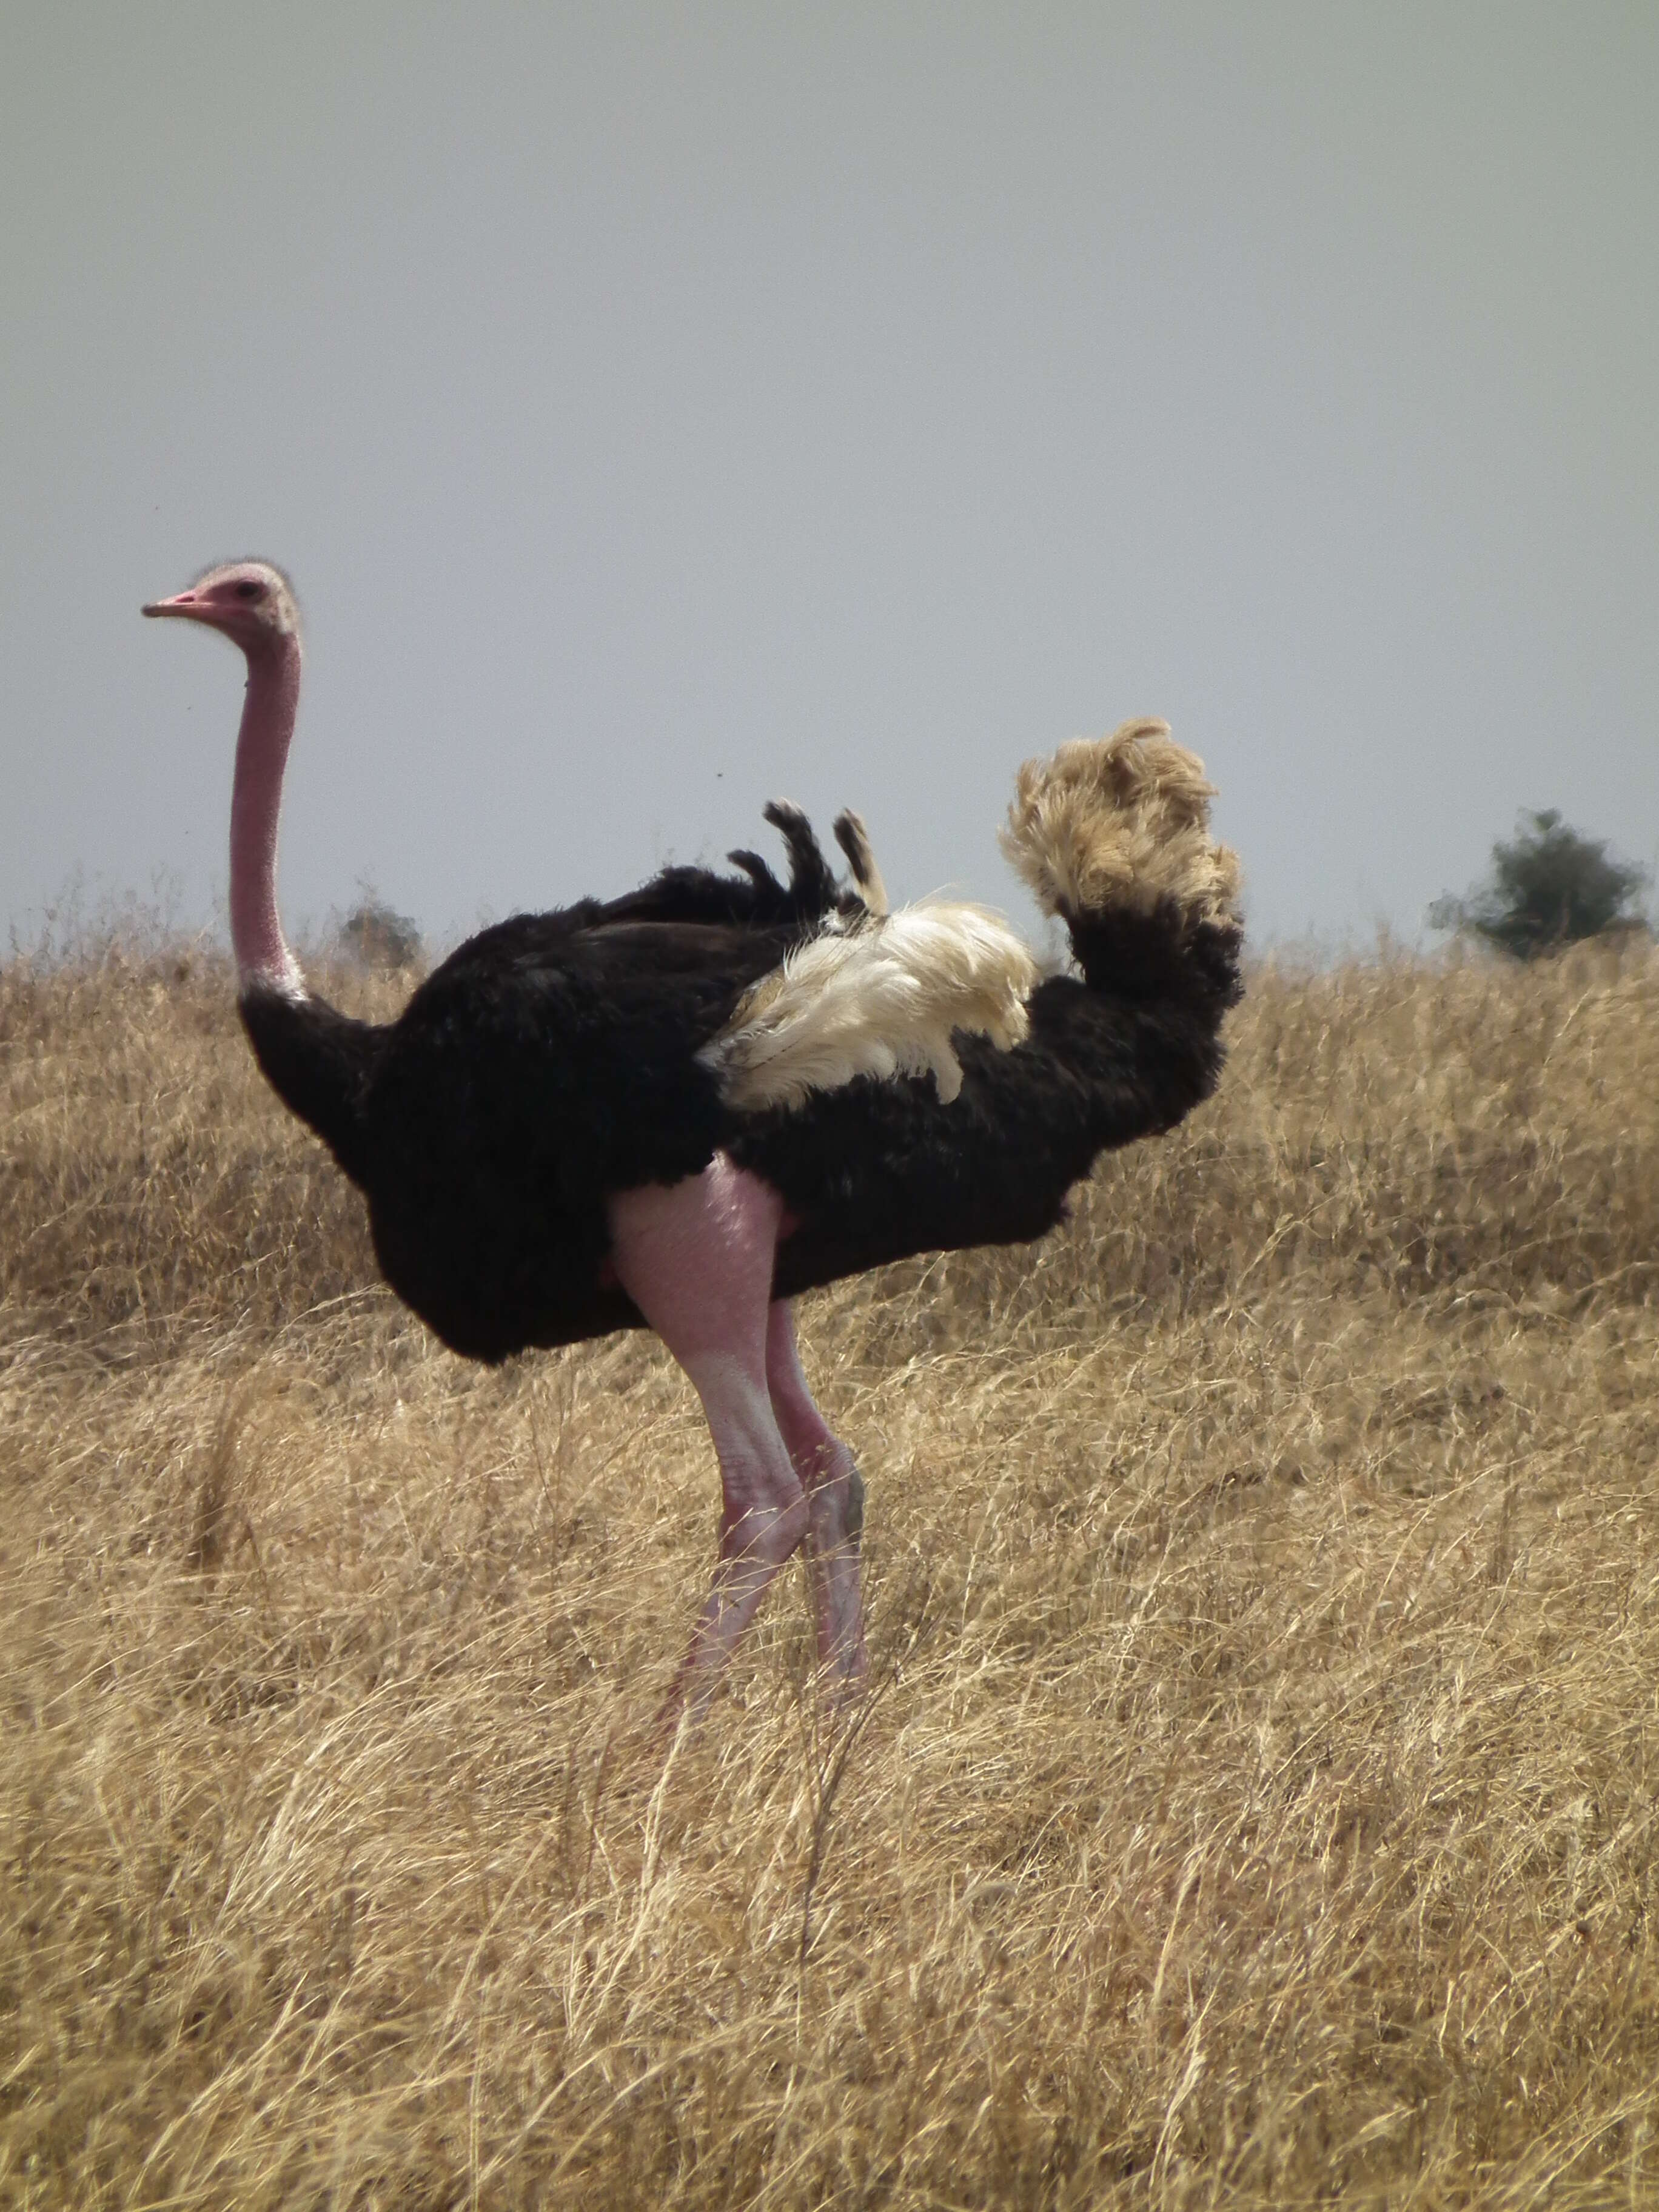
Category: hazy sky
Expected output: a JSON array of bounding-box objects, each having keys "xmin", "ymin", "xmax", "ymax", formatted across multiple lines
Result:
[{"xmin": 4, "ymin": 4, "xmax": 1655, "ymax": 956}]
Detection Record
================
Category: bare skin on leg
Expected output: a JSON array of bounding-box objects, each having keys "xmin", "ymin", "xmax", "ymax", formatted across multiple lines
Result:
[
  {"xmin": 765, "ymin": 1299, "xmax": 868, "ymax": 1689},
  {"xmin": 609, "ymin": 1155, "xmax": 812, "ymax": 1723}
]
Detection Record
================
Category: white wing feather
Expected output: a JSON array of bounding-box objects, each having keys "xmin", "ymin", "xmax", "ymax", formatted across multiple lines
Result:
[{"xmin": 703, "ymin": 902, "xmax": 1040, "ymax": 1112}]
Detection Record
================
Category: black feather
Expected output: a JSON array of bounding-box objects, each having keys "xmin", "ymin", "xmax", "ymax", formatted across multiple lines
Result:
[
  {"xmin": 240, "ymin": 990, "xmax": 383, "ymax": 1188},
  {"xmin": 235, "ymin": 806, "xmax": 1242, "ymax": 1365},
  {"xmin": 762, "ymin": 800, "xmax": 844, "ymax": 917},
  {"xmin": 726, "ymin": 849, "xmax": 784, "ymax": 899}
]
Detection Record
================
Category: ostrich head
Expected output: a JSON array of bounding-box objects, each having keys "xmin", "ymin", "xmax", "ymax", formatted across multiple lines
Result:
[{"xmin": 143, "ymin": 560, "xmax": 300, "ymax": 654}]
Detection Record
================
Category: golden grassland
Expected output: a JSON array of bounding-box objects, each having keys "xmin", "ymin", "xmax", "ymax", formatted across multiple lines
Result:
[{"xmin": 3, "ymin": 937, "xmax": 1658, "ymax": 2209}]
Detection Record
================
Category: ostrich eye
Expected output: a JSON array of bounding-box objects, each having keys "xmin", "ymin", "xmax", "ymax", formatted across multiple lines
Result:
[{"xmin": 234, "ymin": 580, "xmax": 264, "ymax": 602}]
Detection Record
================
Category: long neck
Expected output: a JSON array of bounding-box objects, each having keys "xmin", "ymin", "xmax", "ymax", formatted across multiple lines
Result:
[{"xmin": 230, "ymin": 634, "xmax": 306, "ymax": 997}]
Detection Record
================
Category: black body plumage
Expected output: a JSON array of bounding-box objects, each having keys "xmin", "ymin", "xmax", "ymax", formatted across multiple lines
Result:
[{"xmin": 241, "ymin": 820, "xmax": 1242, "ymax": 1364}]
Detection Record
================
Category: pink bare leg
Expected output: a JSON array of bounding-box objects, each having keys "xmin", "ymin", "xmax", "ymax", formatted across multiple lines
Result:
[
  {"xmin": 608, "ymin": 1155, "xmax": 809, "ymax": 1721},
  {"xmin": 765, "ymin": 1301, "xmax": 868, "ymax": 1689}
]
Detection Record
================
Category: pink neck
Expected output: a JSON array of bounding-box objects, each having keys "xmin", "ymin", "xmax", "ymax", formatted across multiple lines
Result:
[{"xmin": 229, "ymin": 635, "xmax": 306, "ymax": 997}]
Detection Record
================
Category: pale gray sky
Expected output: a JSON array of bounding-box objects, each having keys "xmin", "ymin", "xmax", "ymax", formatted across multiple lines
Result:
[{"xmin": 4, "ymin": 4, "xmax": 1655, "ymax": 954}]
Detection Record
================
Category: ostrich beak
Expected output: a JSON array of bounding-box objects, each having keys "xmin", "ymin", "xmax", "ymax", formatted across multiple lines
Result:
[{"xmin": 142, "ymin": 590, "xmax": 208, "ymax": 620}]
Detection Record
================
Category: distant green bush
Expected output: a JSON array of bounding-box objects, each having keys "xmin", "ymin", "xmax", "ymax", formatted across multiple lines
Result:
[
  {"xmin": 1430, "ymin": 810, "xmax": 1649, "ymax": 960},
  {"xmin": 337, "ymin": 897, "xmax": 423, "ymax": 973}
]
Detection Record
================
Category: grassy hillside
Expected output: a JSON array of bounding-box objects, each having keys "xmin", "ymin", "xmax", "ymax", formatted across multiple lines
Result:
[{"xmin": 3, "ymin": 940, "xmax": 1657, "ymax": 2208}]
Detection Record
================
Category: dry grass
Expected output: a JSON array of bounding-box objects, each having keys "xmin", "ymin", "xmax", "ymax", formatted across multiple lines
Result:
[{"xmin": 4, "ymin": 937, "xmax": 1659, "ymax": 2208}]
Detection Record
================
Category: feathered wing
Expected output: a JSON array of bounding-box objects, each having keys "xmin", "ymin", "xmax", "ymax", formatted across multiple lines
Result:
[
  {"xmin": 702, "ymin": 903, "xmax": 1039, "ymax": 1108},
  {"xmin": 706, "ymin": 720, "xmax": 1242, "ymax": 1124},
  {"xmin": 731, "ymin": 720, "xmax": 1244, "ymax": 1296}
]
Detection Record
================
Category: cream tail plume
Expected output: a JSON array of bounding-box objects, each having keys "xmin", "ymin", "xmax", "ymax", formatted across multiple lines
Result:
[{"xmin": 227, "ymin": 637, "xmax": 308, "ymax": 1000}]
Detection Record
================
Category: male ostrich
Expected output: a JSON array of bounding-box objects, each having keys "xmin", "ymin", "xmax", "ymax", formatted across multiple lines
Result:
[{"xmin": 145, "ymin": 560, "xmax": 1242, "ymax": 1717}]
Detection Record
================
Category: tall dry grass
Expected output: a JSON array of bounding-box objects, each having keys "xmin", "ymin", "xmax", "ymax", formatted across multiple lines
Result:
[{"xmin": 2, "ymin": 937, "xmax": 1658, "ymax": 2208}]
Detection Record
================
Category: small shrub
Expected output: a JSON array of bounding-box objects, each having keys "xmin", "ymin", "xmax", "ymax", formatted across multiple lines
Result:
[
  {"xmin": 1430, "ymin": 809, "xmax": 1649, "ymax": 959},
  {"xmin": 336, "ymin": 896, "xmax": 423, "ymax": 973}
]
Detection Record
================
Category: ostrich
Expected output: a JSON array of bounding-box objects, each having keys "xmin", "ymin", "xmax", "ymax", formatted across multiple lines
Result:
[{"xmin": 144, "ymin": 560, "xmax": 1242, "ymax": 1718}]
